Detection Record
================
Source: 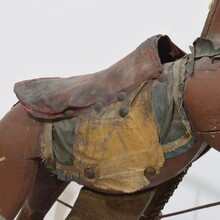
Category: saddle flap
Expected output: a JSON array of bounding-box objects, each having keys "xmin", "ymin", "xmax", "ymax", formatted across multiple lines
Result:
[{"xmin": 14, "ymin": 35, "xmax": 185, "ymax": 119}]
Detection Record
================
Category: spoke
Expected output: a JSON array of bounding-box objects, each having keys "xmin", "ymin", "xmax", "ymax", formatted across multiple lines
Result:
[
  {"xmin": 57, "ymin": 198, "xmax": 220, "ymax": 218},
  {"xmin": 57, "ymin": 199, "xmax": 74, "ymax": 209},
  {"xmin": 160, "ymin": 201, "xmax": 220, "ymax": 218}
]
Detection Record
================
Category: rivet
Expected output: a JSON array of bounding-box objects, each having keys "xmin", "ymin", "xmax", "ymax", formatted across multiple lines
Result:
[
  {"xmin": 64, "ymin": 109, "xmax": 74, "ymax": 118},
  {"xmin": 119, "ymin": 105, "xmax": 129, "ymax": 118},
  {"xmin": 94, "ymin": 101, "xmax": 103, "ymax": 112},
  {"xmin": 117, "ymin": 92, "xmax": 127, "ymax": 101},
  {"xmin": 158, "ymin": 74, "xmax": 167, "ymax": 83},
  {"xmin": 84, "ymin": 168, "xmax": 95, "ymax": 179},
  {"xmin": 144, "ymin": 167, "xmax": 156, "ymax": 179}
]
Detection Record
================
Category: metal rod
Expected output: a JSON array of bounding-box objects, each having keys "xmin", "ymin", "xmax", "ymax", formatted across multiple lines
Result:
[
  {"xmin": 57, "ymin": 199, "xmax": 74, "ymax": 209},
  {"xmin": 160, "ymin": 201, "xmax": 220, "ymax": 218}
]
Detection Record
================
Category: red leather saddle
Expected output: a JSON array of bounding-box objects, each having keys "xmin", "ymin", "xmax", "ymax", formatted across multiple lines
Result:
[{"xmin": 14, "ymin": 35, "xmax": 185, "ymax": 119}]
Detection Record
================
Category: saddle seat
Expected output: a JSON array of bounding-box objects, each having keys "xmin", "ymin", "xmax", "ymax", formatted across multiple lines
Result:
[{"xmin": 14, "ymin": 35, "xmax": 185, "ymax": 119}]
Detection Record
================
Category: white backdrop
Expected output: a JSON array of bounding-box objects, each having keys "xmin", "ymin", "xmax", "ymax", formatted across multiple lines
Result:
[{"xmin": 1, "ymin": 0, "xmax": 220, "ymax": 219}]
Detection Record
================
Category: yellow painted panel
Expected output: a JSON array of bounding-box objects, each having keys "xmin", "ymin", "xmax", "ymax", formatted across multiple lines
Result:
[{"xmin": 72, "ymin": 83, "xmax": 165, "ymax": 193}]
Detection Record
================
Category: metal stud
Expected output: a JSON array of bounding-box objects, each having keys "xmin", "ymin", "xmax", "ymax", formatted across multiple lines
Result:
[
  {"xmin": 158, "ymin": 74, "xmax": 167, "ymax": 83},
  {"xmin": 94, "ymin": 101, "xmax": 103, "ymax": 112},
  {"xmin": 64, "ymin": 109, "xmax": 74, "ymax": 118},
  {"xmin": 119, "ymin": 105, "xmax": 129, "ymax": 118},
  {"xmin": 144, "ymin": 167, "xmax": 156, "ymax": 179},
  {"xmin": 117, "ymin": 91, "xmax": 127, "ymax": 101},
  {"xmin": 84, "ymin": 168, "xmax": 95, "ymax": 179}
]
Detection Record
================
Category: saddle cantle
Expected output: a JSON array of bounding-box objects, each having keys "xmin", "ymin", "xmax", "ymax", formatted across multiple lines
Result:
[{"xmin": 14, "ymin": 35, "xmax": 185, "ymax": 119}]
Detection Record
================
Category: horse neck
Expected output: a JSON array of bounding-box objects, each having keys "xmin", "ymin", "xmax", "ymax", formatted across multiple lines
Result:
[{"xmin": 201, "ymin": 0, "xmax": 220, "ymax": 47}]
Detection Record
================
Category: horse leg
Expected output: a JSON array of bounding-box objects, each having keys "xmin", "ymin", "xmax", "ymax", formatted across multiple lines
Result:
[
  {"xmin": 0, "ymin": 104, "xmax": 41, "ymax": 220},
  {"xmin": 16, "ymin": 159, "xmax": 69, "ymax": 220}
]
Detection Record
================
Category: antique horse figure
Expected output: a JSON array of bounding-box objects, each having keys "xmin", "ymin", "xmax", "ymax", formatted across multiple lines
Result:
[{"xmin": 1, "ymin": 1, "xmax": 220, "ymax": 219}]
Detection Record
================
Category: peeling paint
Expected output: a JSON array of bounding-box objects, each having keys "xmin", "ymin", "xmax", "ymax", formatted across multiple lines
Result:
[
  {"xmin": 0, "ymin": 157, "xmax": 6, "ymax": 162},
  {"xmin": 209, "ymin": 0, "xmax": 215, "ymax": 9}
]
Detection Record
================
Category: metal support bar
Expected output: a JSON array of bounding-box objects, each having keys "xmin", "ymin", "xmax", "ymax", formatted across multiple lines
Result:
[
  {"xmin": 160, "ymin": 201, "xmax": 220, "ymax": 218},
  {"xmin": 57, "ymin": 199, "xmax": 73, "ymax": 209}
]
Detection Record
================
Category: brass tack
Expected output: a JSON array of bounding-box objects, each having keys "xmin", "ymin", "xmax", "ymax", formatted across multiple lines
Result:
[
  {"xmin": 119, "ymin": 105, "xmax": 129, "ymax": 118},
  {"xmin": 84, "ymin": 168, "xmax": 95, "ymax": 179},
  {"xmin": 94, "ymin": 101, "xmax": 103, "ymax": 112},
  {"xmin": 144, "ymin": 167, "xmax": 156, "ymax": 179},
  {"xmin": 117, "ymin": 92, "xmax": 127, "ymax": 101}
]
